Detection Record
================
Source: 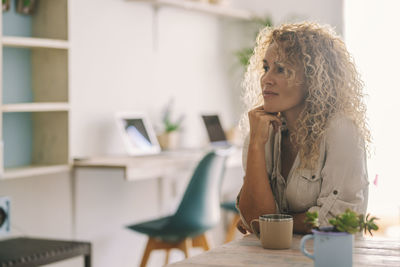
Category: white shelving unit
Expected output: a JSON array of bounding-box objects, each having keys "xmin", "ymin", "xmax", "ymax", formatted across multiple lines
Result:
[
  {"xmin": 2, "ymin": 103, "xmax": 69, "ymax": 113},
  {"xmin": 130, "ymin": 0, "xmax": 255, "ymax": 20},
  {"xmin": 2, "ymin": 36, "xmax": 69, "ymax": 50},
  {"xmin": 0, "ymin": 0, "xmax": 70, "ymax": 179}
]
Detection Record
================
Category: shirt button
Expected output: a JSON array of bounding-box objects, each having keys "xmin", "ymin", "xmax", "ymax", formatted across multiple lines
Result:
[{"xmin": 333, "ymin": 190, "xmax": 338, "ymax": 195}]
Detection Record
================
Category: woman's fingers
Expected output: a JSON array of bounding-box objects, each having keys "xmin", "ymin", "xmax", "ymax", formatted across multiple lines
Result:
[
  {"xmin": 248, "ymin": 106, "xmax": 282, "ymax": 145},
  {"xmin": 254, "ymin": 105, "xmax": 265, "ymax": 111},
  {"xmin": 250, "ymin": 107, "xmax": 281, "ymax": 121},
  {"xmin": 271, "ymin": 120, "xmax": 282, "ymax": 133},
  {"xmin": 250, "ymin": 110, "xmax": 282, "ymax": 127},
  {"xmin": 236, "ymin": 219, "xmax": 248, "ymax": 234}
]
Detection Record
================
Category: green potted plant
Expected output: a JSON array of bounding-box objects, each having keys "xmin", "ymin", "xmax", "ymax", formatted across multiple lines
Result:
[
  {"xmin": 304, "ymin": 209, "xmax": 379, "ymax": 235},
  {"xmin": 234, "ymin": 16, "xmax": 273, "ymax": 68},
  {"xmin": 300, "ymin": 209, "xmax": 379, "ymax": 267},
  {"xmin": 16, "ymin": 0, "xmax": 36, "ymax": 15},
  {"xmin": 2, "ymin": 0, "xmax": 10, "ymax": 12},
  {"xmin": 157, "ymin": 99, "xmax": 184, "ymax": 150}
]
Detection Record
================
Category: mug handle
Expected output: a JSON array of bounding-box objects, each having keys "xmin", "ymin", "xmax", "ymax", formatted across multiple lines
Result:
[
  {"xmin": 250, "ymin": 218, "xmax": 260, "ymax": 239},
  {"xmin": 300, "ymin": 234, "xmax": 315, "ymax": 260}
]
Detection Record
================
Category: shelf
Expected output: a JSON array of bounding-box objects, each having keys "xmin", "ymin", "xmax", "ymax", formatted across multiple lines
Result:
[
  {"xmin": 131, "ymin": 0, "xmax": 254, "ymax": 20},
  {"xmin": 2, "ymin": 112, "xmax": 69, "ymax": 172},
  {"xmin": 2, "ymin": 103, "xmax": 70, "ymax": 112},
  {"xmin": 1, "ymin": 0, "xmax": 70, "ymax": 181},
  {"xmin": 2, "ymin": 164, "xmax": 71, "ymax": 180},
  {"xmin": 2, "ymin": 48, "xmax": 68, "ymax": 104},
  {"xmin": 2, "ymin": 36, "xmax": 69, "ymax": 50}
]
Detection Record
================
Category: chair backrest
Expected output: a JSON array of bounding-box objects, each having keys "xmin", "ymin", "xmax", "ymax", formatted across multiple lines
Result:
[{"xmin": 169, "ymin": 150, "xmax": 227, "ymax": 232}]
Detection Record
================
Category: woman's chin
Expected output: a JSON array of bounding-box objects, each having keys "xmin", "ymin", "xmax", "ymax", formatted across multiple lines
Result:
[{"xmin": 263, "ymin": 105, "xmax": 279, "ymax": 113}]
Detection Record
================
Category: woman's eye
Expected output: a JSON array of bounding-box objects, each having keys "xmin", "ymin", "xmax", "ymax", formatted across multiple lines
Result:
[
  {"xmin": 263, "ymin": 66, "xmax": 269, "ymax": 72},
  {"xmin": 277, "ymin": 66, "xmax": 285, "ymax": 73}
]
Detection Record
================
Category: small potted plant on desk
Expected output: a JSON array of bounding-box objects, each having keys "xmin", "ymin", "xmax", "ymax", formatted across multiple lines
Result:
[
  {"xmin": 300, "ymin": 209, "xmax": 379, "ymax": 267},
  {"xmin": 16, "ymin": 0, "xmax": 37, "ymax": 15},
  {"xmin": 157, "ymin": 99, "xmax": 184, "ymax": 150}
]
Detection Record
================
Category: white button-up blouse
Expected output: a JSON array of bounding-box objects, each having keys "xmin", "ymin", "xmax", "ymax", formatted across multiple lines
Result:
[{"xmin": 236, "ymin": 115, "xmax": 369, "ymax": 228}]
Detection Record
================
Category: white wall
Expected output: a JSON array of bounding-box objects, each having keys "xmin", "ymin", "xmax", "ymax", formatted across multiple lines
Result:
[
  {"xmin": 0, "ymin": 1, "xmax": 344, "ymax": 267},
  {"xmin": 69, "ymin": 1, "xmax": 249, "ymax": 157},
  {"xmin": 232, "ymin": 0, "xmax": 343, "ymax": 34}
]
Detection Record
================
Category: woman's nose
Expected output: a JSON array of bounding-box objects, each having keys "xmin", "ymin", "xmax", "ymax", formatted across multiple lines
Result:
[{"xmin": 261, "ymin": 71, "xmax": 274, "ymax": 86}]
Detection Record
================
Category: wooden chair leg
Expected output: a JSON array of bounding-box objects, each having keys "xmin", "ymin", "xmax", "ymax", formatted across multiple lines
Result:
[
  {"xmin": 225, "ymin": 214, "xmax": 240, "ymax": 243},
  {"xmin": 179, "ymin": 238, "xmax": 192, "ymax": 258},
  {"xmin": 193, "ymin": 233, "xmax": 210, "ymax": 251},
  {"xmin": 165, "ymin": 249, "xmax": 170, "ymax": 265},
  {"xmin": 140, "ymin": 238, "xmax": 155, "ymax": 267}
]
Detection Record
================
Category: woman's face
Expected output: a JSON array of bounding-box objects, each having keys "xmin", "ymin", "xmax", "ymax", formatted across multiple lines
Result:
[{"xmin": 260, "ymin": 43, "xmax": 307, "ymax": 116}]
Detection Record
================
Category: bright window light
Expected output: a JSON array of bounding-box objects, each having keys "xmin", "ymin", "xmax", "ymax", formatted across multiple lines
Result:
[{"xmin": 345, "ymin": 0, "xmax": 400, "ymax": 237}]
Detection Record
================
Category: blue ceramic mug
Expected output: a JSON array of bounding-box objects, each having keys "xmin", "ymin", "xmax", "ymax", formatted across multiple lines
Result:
[{"xmin": 300, "ymin": 229, "xmax": 353, "ymax": 267}]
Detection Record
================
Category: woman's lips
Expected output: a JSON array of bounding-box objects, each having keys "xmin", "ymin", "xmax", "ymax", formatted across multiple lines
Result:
[{"xmin": 263, "ymin": 91, "xmax": 278, "ymax": 98}]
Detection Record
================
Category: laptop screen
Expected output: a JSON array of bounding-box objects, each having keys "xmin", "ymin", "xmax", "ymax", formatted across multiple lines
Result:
[
  {"xmin": 201, "ymin": 115, "xmax": 227, "ymax": 143},
  {"xmin": 115, "ymin": 112, "xmax": 161, "ymax": 156},
  {"xmin": 123, "ymin": 118, "xmax": 153, "ymax": 150}
]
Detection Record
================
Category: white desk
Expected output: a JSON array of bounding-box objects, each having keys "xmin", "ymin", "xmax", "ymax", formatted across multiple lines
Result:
[{"xmin": 73, "ymin": 148, "xmax": 242, "ymax": 181}]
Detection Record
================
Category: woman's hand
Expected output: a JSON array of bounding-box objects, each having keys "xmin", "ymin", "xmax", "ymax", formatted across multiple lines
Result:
[
  {"xmin": 236, "ymin": 218, "xmax": 250, "ymax": 234},
  {"xmin": 248, "ymin": 106, "xmax": 282, "ymax": 146}
]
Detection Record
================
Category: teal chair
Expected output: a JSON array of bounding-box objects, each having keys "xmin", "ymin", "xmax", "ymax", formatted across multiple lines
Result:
[
  {"xmin": 220, "ymin": 201, "xmax": 240, "ymax": 243},
  {"xmin": 126, "ymin": 151, "xmax": 227, "ymax": 267}
]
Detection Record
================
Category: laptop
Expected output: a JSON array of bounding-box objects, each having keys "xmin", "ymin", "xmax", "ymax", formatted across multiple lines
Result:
[
  {"xmin": 201, "ymin": 114, "xmax": 232, "ymax": 148},
  {"xmin": 115, "ymin": 112, "xmax": 161, "ymax": 156}
]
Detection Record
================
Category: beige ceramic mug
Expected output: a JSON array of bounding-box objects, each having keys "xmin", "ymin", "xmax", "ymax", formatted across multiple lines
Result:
[{"xmin": 250, "ymin": 214, "xmax": 293, "ymax": 249}]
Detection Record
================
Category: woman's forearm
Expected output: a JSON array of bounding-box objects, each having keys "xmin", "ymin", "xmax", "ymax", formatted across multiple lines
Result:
[{"xmin": 238, "ymin": 144, "xmax": 277, "ymax": 227}]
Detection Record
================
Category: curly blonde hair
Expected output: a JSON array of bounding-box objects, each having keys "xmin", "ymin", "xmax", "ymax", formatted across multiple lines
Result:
[{"xmin": 241, "ymin": 22, "xmax": 371, "ymax": 168}]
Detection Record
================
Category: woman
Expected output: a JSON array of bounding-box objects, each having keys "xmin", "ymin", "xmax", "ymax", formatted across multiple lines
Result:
[{"xmin": 236, "ymin": 22, "xmax": 370, "ymax": 234}]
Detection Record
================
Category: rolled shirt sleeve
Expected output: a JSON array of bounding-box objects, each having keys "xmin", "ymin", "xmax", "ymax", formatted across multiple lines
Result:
[{"xmin": 308, "ymin": 117, "xmax": 369, "ymax": 226}]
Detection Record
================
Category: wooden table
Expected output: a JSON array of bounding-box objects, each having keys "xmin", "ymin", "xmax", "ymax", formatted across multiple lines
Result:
[{"xmin": 167, "ymin": 234, "xmax": 400, "ymax": 266}]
